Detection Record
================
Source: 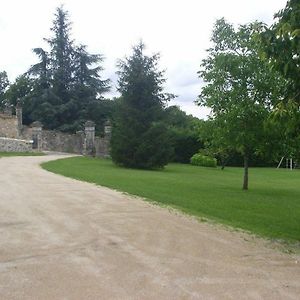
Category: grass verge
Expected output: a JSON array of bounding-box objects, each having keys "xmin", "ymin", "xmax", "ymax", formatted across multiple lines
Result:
[
  {"xmin": 0, "ymin": 152, "xmax": 45, "ymax": 157},
  {"xmin": 42, "ymin": 156, "xmax": 300, "ymax": 246}
]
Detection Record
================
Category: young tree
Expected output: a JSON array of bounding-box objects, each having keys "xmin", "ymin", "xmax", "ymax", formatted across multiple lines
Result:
[
  {"xmin": 0, "ymin": 71, "xmax": 9, "ymax": 108},
  {"xmin": 111, "ymin": 42, "xmax": 173, "ymax": 169},
  {"xmin": 197, "ymin": 19, "xmax": 282, "ymax": 190}
]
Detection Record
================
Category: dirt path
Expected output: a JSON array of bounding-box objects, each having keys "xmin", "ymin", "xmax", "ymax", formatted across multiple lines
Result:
[{"xmin": 0, "ymin": 155, "xmax": 299, "ymax": 299}]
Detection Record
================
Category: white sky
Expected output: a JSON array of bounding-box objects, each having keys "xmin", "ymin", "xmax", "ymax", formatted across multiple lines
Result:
[{"xmin": 0, "ymin": 0, "xmax": 287, "ymax": 119}]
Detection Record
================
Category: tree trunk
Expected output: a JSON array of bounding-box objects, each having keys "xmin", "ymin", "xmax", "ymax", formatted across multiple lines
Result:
[
  {"xmin": 243, "ymin": 154, "xmax": 249, "ymax": 190},
  {"xmin": 221, "ymin": 155, "xmax": 230, "ymax": 170}
]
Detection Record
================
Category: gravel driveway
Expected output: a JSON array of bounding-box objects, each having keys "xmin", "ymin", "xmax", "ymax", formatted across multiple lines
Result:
[{"xmin": 0, "ymin": 155, "xmax": 299, "ymax": 299}]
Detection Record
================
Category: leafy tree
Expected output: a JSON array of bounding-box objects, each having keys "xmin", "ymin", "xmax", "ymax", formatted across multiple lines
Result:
[
  {"xmin": 5, "ymin": 75, "xmax": 33, "ymax": 106},
  {"xmin": 259, "ymin": 0, "xmax": 300, "ymax": 104},
  {"xmin": 111, "ymin": 42, "xmax": 173, "ymax": 169},
  {"xmin": 197, "ymin": 19, "xmax": 282, "ymax": 190},
  {"xmin": 197, "ymin": 119, "xmax": 232, "ymax": 169},
  {"xmin": 259, "ymin": 0, "xmax": 300, "ymax": 161},
  {"xmin": 0, "ymin": 71, "xmax": 9, "ymax": 108},
  {"xmin": 164, "ymin": 106, "xmax": 203, "ymax": 163}
]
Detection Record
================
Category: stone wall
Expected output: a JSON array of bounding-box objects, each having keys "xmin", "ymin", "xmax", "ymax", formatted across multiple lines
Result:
[
  {"xmin": 0, "ymin": 107, "xmax": 111, "ymax": 157},
  {"xmin": 0, "ymin": 114, "xmax": 18, "ymax": 138},
  {"xmin": 40, "ymin": 130, "xmax": 84, "ymax": 154},
  {"xmin": 95, "ymin": 137, "xmax": 110, "ymax": 158},
  {"xmin": 21, "ymin": 126, "xmax": 33, "ymax": 140},
  {"xmin": 0, "ymin": 137, "xmax": 33, "ymax": 152}
]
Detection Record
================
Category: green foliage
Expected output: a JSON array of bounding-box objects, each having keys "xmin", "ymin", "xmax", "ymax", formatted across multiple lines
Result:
[
  {"xmin": 197, "ymin": 18, "xmax": 282, "ymax": 189},
  {"xmin": 18, "ymin": 6, "xmax": 111, "ymax": 132},
  {"xmin": 258, "ymin": 1, "xmax": 300, "ymax": 160},
  {"xmin": 5, "ymin": 75, "xmax": 34, "ymax": 122},
  {"xmin": 259, "ymin": 0, "xmax": 300, "ymax": 103},
  {"xmin": 190, "ymin": 153, "xmax": 217, "ymax": 167},
  {"xmin": 0, "ymin": 71, "xmax": 9, "ymax": 108},
  {"xmin": 164, "ymin": 106, "xmax": 203, "ymax": 163},
  {"xmin": 43, "ymin": 156, "xmax": 300, "ymax": 244},
  {"xmin": 111, "ymin": 42, "xmax": 174, "ymax": 169}
]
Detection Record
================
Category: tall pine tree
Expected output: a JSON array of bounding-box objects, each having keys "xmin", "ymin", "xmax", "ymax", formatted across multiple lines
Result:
[
  {"xmin": 25, "ymin": 6, "xmax": 110, "ymax": 132},
  {"xmin": 111, "ymin": 42, "xmax": 173, "ymax": 169}
]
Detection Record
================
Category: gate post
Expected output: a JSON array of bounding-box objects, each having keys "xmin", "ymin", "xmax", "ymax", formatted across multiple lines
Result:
[{"xmin": 84, "ymin": 120, "xmax": 95, "ymax": 156}]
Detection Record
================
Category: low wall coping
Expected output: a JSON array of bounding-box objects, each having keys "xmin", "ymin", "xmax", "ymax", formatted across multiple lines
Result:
[{"xmin": 0, "ymin": 137, "xmax": 33, "ymax": 144}]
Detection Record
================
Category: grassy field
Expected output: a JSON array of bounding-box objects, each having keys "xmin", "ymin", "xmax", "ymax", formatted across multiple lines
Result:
[
  {"xmin": 42, "ymin": 157, "xmax": 300, "ymax": 244},
  {"xmin": 0, "ymin": 152, "xmax": 45, "ymax": 157}
]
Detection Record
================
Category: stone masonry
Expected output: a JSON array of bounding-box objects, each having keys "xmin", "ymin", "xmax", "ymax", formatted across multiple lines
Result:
[
  {"xmin": 0, "ymin": 105, "xmax": 111, "ymax": 156},
  {"xmin": 0, "ymin": 137, "xmax": 33, "ymax": 152}
]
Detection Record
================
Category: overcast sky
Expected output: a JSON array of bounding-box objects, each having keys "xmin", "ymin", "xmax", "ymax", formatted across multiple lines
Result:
[{"xmin": 0, "ymin": 0, "xmax": 287, "ymax": 119}]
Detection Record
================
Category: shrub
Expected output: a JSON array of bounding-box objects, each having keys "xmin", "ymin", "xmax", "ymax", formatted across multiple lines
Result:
[{"xmin": 190, "ymin": 153, "xmax": 217, "ymax": 167}]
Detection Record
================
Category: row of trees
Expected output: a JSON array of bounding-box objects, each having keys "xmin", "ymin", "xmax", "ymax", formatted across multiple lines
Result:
[
  {"xmin": 0, "ymin": 6, "xmax": 200, "ymax": 169},
  {"xmin": 197, "ymin": 0, "xmax": 300, "ymax": 189},
  {"xmin": 2, "ymin": 2, "xmax": 299, "ymax": 190}
]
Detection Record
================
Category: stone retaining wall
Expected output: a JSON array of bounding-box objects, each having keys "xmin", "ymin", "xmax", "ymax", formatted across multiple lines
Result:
[
  {"xmin": 0, "ymin": 137, "xmax": 33, "ymax": 152},
  {"xmin": 0, "ymin": 114, "xmax": 18, "ymax": 138}
]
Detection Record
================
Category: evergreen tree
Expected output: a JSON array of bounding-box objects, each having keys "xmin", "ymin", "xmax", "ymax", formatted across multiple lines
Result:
[
  {"xmin": 111, "ymin": 42, "xmax": 173, "ymax": 169},
  {"xmin": 73, "ymin": 45, "xmax": 110, "ymax": 96},
  {"xmin": 28, "ymin": 48, "xmax": 50, "ymax": 89},
  {"xmin": 25, "ymin": 6, "xmax": 110, "ymax": 132},
  {"xmin": 47, "ymin": 7, "xmax": 74, "ymax": 100}
]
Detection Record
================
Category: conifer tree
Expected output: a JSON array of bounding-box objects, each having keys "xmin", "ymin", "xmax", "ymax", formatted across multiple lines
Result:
[
  {"xmin": 25, "ymin": 6, "xmax": 110, "ymax": 132},
  {"xmin": 111, "ymin": 42, "xmax": 173, "ymax": 169}
]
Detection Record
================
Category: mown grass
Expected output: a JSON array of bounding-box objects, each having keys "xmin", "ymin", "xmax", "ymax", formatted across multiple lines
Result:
[
  {"xmin": 42, "ymin": 157, "xmax": 300, "ymax": 244},
  {"xmin": 0, "ymin": 152, "xmax": 45, "ymax": 157}
]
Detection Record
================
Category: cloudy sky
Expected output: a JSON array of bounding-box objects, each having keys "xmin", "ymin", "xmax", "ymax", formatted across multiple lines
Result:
[{"xmin": 0, "ymin": 0, "xmax": 287, "ymax": 119}]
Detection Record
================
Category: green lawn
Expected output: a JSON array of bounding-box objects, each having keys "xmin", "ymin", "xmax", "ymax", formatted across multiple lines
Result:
[
  {"xmin": 0, "ymin": 152, "xmax": 45, "ymax": 157},
  {"xmin": 42, "ymin": 157, "xmax": 300, "ymax": 244}
]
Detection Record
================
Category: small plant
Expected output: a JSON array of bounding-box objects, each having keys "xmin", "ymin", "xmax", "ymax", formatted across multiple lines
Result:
[{"xmin": 190, "ymin": 153, "xmax": 217, "ymax": 167}]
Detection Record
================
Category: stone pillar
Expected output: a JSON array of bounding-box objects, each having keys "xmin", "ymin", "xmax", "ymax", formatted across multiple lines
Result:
[
  {"xmin": 31, "ymin": 121, "xmax": 43, "ymax": 151},
  {"xmin": 84, "ymin": 120, "xmax": 95, "ymax": 156},
  {"xmin": 16, "ymin": 100, "xmax": 23, "ymax": 138},
  {"xmin": 104, "ymin": 120, "xmax": 112, "ymax": 139},
  {"xmin": 102, "ymin": 120, "xmax": 111, "ymax": 158}
]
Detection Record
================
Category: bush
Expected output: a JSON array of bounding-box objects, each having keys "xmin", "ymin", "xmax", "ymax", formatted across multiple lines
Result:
[{"xmin": 190, "ymin": 153, "xmax": 217, "ymax": 167}]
